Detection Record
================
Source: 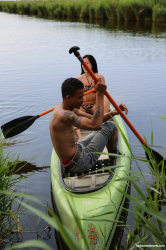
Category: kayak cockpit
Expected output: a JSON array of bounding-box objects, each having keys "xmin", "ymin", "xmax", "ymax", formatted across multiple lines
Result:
[
  {"xmin": 59, "ymin": 127, "xmax": 117, "ymax": 193},
  {"xmin": 59, "ymin": 158, "xmax": 116, "ymax": 193}
]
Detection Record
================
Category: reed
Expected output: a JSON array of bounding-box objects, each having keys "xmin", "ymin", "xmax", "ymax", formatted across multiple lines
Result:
[
  {"xmin": 0, "ymin": 0, "xmax": 166, "ymax": 22},
  {"xmin": 118, "ymin": 164, "xmax": 166, "ymax": 249},
  {"xmin": 0, "ymin": 138, "xmax": 30, "ymax": 247},
  {"xmin": 112, "ymin": 118, "xmax": 166, "ymax": 249}
]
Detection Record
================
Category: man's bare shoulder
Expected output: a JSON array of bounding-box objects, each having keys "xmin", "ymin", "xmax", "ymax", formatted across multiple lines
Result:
[
  {"xmin": 63, "ymin": 110, "xmax": 82, "ymax": 127},
  {"xmin": 50, "ymin": 105, "xmax": 64, "ymax": 126},
  {"xmin": 50, "ymin": 107, "xmax": 82, "ymax": 128}
]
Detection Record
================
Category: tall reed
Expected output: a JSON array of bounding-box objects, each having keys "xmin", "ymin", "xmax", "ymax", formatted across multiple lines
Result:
[
  {"xmin": 113, "ymin": 118, "xmax": 166, "ymax": 249},
  {"xmin": 0, "ymin": 0, "xmax": 166, "ymax": 22},
  {"xmin": 0, "ymin": 139, "xmax": 28, "ymax": 247}
]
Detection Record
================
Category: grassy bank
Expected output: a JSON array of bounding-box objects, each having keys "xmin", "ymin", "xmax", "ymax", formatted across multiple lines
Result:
[{"xmin": 0, "ymin": 0, "xmax": 166, "ymax": 22}]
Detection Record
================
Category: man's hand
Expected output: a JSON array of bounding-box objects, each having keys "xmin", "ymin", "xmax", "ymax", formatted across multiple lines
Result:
[
  {"xmin": 95, "ymin": 77, "xmax": 107, "ymax": 95},
  {"xmin": 114, "ymin": 104, "xmax": 128, "ymax": 115}
]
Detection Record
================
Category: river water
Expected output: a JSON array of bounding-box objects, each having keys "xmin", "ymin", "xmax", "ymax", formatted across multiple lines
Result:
[{"xmin": 1, "ymin": 12, "xmax": 166, "ymax": 249}]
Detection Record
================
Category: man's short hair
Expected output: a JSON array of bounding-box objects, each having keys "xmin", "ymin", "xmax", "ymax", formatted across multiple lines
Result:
[{"xmin": 61, "ymin": 77, "xmax": 84, "ymax": 99}]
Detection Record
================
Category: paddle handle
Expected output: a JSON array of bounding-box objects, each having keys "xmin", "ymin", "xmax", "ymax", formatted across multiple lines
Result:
[{"xmin": 77, "ymin": 55, "xmax": 146, "ymax": 146}]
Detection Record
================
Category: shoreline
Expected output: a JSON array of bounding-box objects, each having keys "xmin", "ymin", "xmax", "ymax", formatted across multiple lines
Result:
[{"xmin": 0, "ymin": 0, "xmax": 166, "ymax": 23}]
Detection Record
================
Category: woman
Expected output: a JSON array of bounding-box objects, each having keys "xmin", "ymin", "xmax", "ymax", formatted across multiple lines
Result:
[
  {"xmin": 77, "ymin": 55, "xmax": 110, "ymax": 114},
  {"xmin": 75, "ymin": 55, "xmax": 110, "ymax": 141}
]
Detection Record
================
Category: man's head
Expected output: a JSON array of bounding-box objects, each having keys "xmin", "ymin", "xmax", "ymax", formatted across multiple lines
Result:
[{"xmin": 61, "ymin": 78, "xmax": 84, "ymax": 109}]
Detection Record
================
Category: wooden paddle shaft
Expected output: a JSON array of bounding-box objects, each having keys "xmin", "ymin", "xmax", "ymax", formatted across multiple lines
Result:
[{"xmin": 79, "ymin": 55, "xmax": 146, "ymax": 146}]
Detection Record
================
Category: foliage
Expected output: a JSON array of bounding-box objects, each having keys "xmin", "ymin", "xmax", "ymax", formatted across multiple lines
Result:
[
  {"xmin": 0, "ymin": 0, "xmax": 166, "ymax": 22},
  {"xmin": 0, "ymin": 138, "xmax": 29, "ymax": 247},
  {"xmin": 113, "ymin": 117, "xmax": 166, "ymax": 249}
]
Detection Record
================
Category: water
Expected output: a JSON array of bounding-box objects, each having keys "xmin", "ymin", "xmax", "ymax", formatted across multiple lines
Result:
[{"xmin": 1, "ymin": 12, "xmax": 166, "ymax": 248}]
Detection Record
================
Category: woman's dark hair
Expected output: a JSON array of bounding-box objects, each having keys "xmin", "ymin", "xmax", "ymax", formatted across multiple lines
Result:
[
  {"xmin": 61, "ymin": 77, "xmax": 84, "ymax": 99},
  {"xmin": 81, "ymin": 55, "xmax": 98, "ymax": 74}
]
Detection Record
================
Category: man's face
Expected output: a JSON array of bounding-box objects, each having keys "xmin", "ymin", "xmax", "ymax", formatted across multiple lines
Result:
[{"xmin": 69, "ymin": 88, "xmax": 84, "ymax": 109}]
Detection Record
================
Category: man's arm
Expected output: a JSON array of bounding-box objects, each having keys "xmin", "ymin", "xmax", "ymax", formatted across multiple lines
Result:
[
  {"xmin": 63, "ymin": 97, "xmax": 104, "ymax": 130},
  {"xmin": 63, "ymin": 109, "xmax": 101, "ymax": 130},
  {"xmin": 63, "ymin": 77, "xmax": 106, "ymax": 130}
]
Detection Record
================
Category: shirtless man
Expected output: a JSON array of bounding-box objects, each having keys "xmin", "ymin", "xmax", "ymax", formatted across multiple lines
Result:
[{"xmin": 49, "ymin": 77, "xmax": 128, "ymax": 173}]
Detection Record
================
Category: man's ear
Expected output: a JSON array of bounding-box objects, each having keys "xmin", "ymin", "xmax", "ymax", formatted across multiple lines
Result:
[{"xmin": 66, "ymin": 95, "xmax": 71, "ymax": 101}]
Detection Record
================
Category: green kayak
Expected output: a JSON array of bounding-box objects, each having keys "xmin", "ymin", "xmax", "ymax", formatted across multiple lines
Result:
[{"xmin": 50, "ymin": 110, "xmax": 131, "ymax": 250}]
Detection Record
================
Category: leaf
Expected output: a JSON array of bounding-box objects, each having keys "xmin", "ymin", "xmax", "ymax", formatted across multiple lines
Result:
[
  {"xmin": 9, "ymin": 210, "xmax": 25, "ymax": 240},
  {"xmin": 6, "ymin": 240, "xmax": 54, "ymax": 250}
]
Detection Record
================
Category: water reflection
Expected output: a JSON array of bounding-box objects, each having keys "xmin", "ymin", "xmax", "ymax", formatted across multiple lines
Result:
[
  {"xmin": 43, "ymin": 16, "xmax": 166, "ymax": 38},
  {"xmin": 11, "ymin": 161, "xmax": 50, "ymax": 175},
  {"xmin": 2, "ymin": 137, "xmax": 33, "ymax": 147}
]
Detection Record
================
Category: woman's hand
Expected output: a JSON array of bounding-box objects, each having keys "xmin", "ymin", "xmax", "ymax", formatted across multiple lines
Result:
[{"xmin": 114, "ymin": 104, "xmax": 128, "ymax": 115}]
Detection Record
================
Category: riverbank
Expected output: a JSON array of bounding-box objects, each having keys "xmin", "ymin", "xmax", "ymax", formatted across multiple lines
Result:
[{"xmin": 0, "ymin": 0, "xmax": 166, "ymax": 22}]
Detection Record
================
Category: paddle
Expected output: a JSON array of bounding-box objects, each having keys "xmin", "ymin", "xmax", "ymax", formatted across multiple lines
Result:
[
  {"xmin": 1, "ymin": 108, "xmax": 55, "ymax": 139},
  {"xmin": 1, "ymin": 88, "xmax": 96, "ymax": 139},
  {"xmin": 69, "ymin": 46, "xmax": 165, "ymax": 167}
]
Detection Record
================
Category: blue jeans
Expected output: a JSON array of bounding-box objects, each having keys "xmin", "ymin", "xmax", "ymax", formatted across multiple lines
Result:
[{"xmin": 70, "ymin": 121, "xmax": 116, "ymax": 173}]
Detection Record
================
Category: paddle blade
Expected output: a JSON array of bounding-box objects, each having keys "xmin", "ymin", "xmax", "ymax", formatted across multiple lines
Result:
[
  {"xmin": 1, "ymin": 116, "xmax": 39, "ymax": 139},
  {"xmin": 145, "ymin": 146, "xmax": 166, "ymax": 169}
]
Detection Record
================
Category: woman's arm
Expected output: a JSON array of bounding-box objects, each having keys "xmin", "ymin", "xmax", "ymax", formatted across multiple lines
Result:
[
  {"xmin": 74, "ymin": 108, "xmax": 92, "ymax": 119},
  {"xmin": 103, "ymin": 104, "xmax": 128, "ymax": 122},
  {"xmin": 104, "ymin": 95, "xmax": 110, "ymax": 113},
  {"xmin": 74, "ymin": 128, "xmax": 82, "ymax": 142}
]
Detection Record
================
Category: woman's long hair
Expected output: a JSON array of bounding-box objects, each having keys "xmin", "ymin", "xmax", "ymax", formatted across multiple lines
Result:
[{"xmin": 81, "ymin": 55, "xmax": 98, "ymax": 74}]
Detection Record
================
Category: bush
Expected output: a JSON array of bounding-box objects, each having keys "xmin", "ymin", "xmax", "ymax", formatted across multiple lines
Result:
[{"xmin": 153, "ymin": 4, "xmax": 166, "ymax": 22}]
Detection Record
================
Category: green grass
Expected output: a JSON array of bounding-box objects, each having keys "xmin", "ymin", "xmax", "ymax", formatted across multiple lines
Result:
[
  {"xmin": 0, "ymin": 0, "xmax": 166, "ymax": 22},
  {"xmin": 0, "ymin": 138, "xmax": 33, "ymax": 247},
  {"xmin": 114, "ymin": 118, "xmax": 166, "ymax": 249}
]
